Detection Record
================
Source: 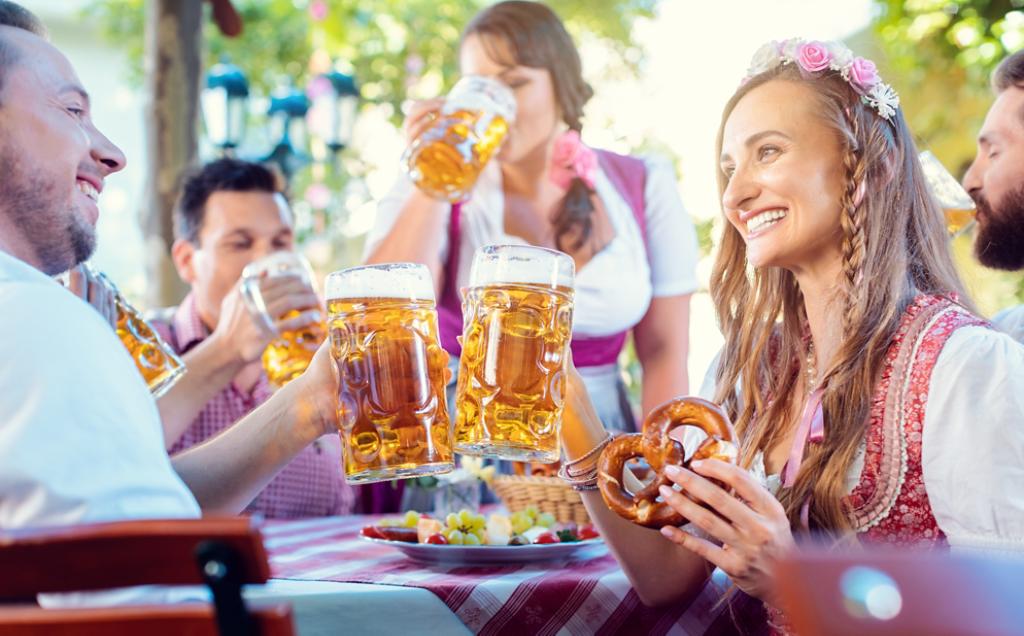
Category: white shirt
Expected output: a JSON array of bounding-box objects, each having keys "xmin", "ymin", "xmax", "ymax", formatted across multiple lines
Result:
[
  {"xmin": 993, "ymin": 304, "xmax": 1024, "ymax": 344},
  {"xmin": 365, "ymin": 154, "xmax": 700, "ymax": 337},
  {"xmin": 700, "ymin": 326, "xmax": 1024, "ymax": 553},
  {"xmin": 0, "ymin": 250, "xmax": 200, "ymax": 530}
]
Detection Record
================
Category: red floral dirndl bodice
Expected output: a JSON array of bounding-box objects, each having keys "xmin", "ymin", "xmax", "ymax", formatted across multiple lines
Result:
[
  {"xmin": 767, "ymin": 295, "xmax": 989, "ymax": 634},
  {"xmin": 845, "ymin": 294, "xmax": 988, "ymax": 543}
]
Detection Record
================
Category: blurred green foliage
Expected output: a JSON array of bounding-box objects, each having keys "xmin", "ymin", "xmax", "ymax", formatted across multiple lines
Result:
[
  {"xmin": 83, "ymin": 0, "xmax": 655, "ymax": 123},
  {"xmin": 873, "ymin": 0, "xmax": 1024, "ymax": 312}
]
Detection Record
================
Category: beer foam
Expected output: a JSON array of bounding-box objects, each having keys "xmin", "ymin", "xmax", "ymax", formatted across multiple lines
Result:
[
  {"xmin": 442, "ymin": 76, "xmax": 516, "ymax": 122},
  {"xmin": 325, "ymin": 263, "xmax": 436, "ymax": 301},
  {"xmin": 468, "ymin": 245, "xmax": 575, "ymax": 288}
]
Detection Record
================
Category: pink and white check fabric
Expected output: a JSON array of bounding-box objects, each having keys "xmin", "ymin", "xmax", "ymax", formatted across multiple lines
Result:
[
  {"xmin": 150, "ymin": 293, "xmax": 354, "ymax": 519},
  {"xmin": 264, "ymin": 516, "xmax": 729, "ymax": 635}
]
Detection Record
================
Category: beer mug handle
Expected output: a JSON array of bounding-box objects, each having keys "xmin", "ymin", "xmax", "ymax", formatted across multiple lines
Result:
[{"xmin": 240, "ymin": 276, "xmax": 279, "ymax": 337}]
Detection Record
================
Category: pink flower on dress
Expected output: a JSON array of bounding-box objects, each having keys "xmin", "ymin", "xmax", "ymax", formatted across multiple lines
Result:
[
  {"xmin": 796, "ymin": 41, "xmax": 832, "ymax": 73},
  {"xmin": 549, "ymin": 130, "xmax": 597, "ymax": 191},
  {"xmin": 848, "ymin": 57, "xmax": 881, "ymax": 92}
]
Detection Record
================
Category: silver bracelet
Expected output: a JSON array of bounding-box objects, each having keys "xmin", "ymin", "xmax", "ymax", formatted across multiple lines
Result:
[{"xmin": 562, "ymin": 432, "xmax": 613, "ymax": 475}]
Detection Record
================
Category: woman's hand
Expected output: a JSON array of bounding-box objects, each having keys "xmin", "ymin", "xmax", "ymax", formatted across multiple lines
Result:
[
  {"xmin": 401, "ymin": 98, "xmax": 445, "ymax": 145},
  {"xmin": 656, "ymin": 459, "xmax": 795, "ymax": 607}
]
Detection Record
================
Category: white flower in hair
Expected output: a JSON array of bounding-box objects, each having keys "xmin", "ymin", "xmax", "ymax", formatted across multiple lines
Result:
[
  {"xmin": 748, "ymin": 41, "xmax": 782, "ymax": 76},
  {"xmin": 826, "ymin": 42, "xmax": 854, "ymax": 73},
  {"xmin": 780, "ymin": 38, "xmax": 802, "ymax": 63},
  {"xmin": 865, "ymin": 83, "xmax": 900, "ymax": 120}
]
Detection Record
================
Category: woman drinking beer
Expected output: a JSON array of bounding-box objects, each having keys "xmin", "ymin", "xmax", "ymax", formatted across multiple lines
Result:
[
  {"xmin": 364, "ymin": 0, "xmax": 700, "ymax": 433},
  {"xmin": 556, "ymin": 37, "xmax": 1024, "ymax": 629}
]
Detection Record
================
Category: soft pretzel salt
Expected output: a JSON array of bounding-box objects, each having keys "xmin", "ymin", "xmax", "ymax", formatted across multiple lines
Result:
[{"xmin": 597, "ymin": 397, "xmax": 737, "ymax": 529}]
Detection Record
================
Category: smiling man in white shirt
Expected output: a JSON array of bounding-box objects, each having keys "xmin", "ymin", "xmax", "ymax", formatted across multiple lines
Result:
[{"xmin": 0, "ymin": 1, "xmax": 340, "ymax": 531}]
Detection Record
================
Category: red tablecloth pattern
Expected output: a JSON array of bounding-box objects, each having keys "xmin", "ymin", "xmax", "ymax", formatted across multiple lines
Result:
[{"xmin": 263, "ymin": 516, "xmax": 728, "ymax": 635}]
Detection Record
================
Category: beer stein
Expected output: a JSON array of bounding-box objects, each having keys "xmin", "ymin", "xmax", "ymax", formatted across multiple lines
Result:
[
  {"xmin": 240, "ymin": 251, "xmax": 324, "ymax": 389},
  {"xmin": 403, "ymin": 75, "xmax": 516, "ymax": 202},
  {"xmin": 82, "ymin": 266, "xmax": 186, "ymax": 398},
  {"xmin": 919, "ymin": 150, "xmax": 976, "ymax": 237},
  {"xmin": 326, "ymin": 263, "xmax": 454, "ymax": 484},
  {"xmin": 454, "ymin": 245, "xmax": 575, "ymax": 463}
]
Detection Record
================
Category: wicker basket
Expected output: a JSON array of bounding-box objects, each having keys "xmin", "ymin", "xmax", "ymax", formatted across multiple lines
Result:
[{"xmin": 491, "ymin": 474, "xmax": 592, "ymax": 525}]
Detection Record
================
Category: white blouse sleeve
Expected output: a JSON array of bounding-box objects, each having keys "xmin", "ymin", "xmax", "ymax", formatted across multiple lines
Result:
[
  {"xmin": 640, "ymin": 155, "xmax": 700, "ymax": 298},
  {"xmin": 361, "ymin": 173, "xmax": 450, "ymax": 262},
  {"xmin": 922, "ymin": 326, "xmax": 1024, "ymax": 554}
]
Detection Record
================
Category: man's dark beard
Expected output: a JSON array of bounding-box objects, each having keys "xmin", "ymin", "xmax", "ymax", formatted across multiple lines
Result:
[
  {"xmin": 973, "ymin": 185, "xmax": 1024, "ymax": 271},
  {"xmin": 0, "ymin": 144, "xmax": 95, "ymax": 276}
]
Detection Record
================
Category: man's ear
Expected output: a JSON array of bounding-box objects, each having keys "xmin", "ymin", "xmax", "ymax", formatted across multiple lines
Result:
[{"xmin": 171, "ymin": 238, "xmax": 197, "ymax": 285}]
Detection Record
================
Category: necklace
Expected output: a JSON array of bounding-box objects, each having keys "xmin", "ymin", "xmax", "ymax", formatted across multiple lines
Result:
[{"xmin": 806, "ymin": 339, "xmax": 820, "ymax": 392}]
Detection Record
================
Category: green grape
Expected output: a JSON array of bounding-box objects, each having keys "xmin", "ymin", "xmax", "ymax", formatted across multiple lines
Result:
[
  {"xmin": 536, "ymin": 512, "xmax": 556, "ymax": 528},
  {"xmin": 445, "ymin": 528, "xmax": 465, "ymax": 545},
  {"xmin": 402, "ymin": 511, "xmax": 421, "ymax": 528},
  {"xmin": 510, "ymin": 511, "xmax": 532, "ymax": 535},
  {"xmin": 443, "ymin": 508, "xmax": 486, "ymax": 544}
]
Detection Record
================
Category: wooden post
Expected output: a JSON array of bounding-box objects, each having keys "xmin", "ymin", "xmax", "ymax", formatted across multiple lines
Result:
[{"xmin": 141, "ymin": 0, "xmax": 202, "ymax": 308}]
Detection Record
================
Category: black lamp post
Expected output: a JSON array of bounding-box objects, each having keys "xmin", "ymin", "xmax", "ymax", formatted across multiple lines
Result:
[
  {"xmin": 201, "ymin": 61, "xmax": 249, "ymax": 153},
  {"xmin": 202, "ymin": 63, "xmax": 358, "ymax": 189},
  {"xmin": 261, "ymin": 85, "xmax": 311, "ymax": 183},
  {"xmin": 317, "ymin": 69, "xmax": 360, "ymax": 156}
]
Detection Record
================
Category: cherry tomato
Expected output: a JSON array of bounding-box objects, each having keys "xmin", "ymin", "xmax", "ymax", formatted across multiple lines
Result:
[
  {"xmin": 360, "ymin": 525, "xmax": 386, "ymax": 540},
  {"xmin": 534, "ymin": 531, "xmax": 560, "ymax": 544},
  {"xmin": 425, "ymin": 533, "xmax": 448, "ymax": 545},
  {"xmin": 577, "ymin": 525, "xmax": 600, "ymax": 540}
]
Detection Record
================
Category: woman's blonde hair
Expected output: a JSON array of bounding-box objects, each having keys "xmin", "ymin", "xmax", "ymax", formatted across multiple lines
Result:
[{"xmin": 710, "ymin": 62, "xmax": 971, "ymax": 537}]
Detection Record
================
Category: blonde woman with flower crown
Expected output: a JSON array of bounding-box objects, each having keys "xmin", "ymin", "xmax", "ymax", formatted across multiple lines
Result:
[
  {"xmin": 557, "ymin": 38, "xmax": 1024, "ymax": 630},
  {"xmin": 364, "ymin": 1, "xmax": 701, "ymax": 435}
]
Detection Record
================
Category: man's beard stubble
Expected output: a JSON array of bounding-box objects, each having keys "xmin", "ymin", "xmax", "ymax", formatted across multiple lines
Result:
[
  {"xmin": 973, "ymin": 184, "xmax": 1024, "ymax": 271},
  {"xmin": 0, "ymin": 144, "xmax": 95, "ymax": 276}
]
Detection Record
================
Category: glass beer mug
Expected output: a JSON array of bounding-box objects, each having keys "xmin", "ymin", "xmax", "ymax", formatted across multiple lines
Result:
[
  {"xmin": 82, "ymin": 267, "xmax": 186, "ymax": 398},
  {"xmin": 326, "ymin": 263, "xmax": 454, "ymax": 484},
  {"xmin": 454, "ymin": 245, "xmax": 575, "ymax": 463},
  {"xmin": 919, "ymin": 150, "xmax": 976, "ymax": 236},
  {"xmin": 240, "ymin": 252, "xmax": 325, "ymax": 389},
  {"xmin": 403, "ymin": 75, "xmax": 516, "ymax": 202}
]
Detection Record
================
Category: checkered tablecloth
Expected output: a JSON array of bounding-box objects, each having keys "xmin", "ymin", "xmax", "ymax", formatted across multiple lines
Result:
[{"xmin": 263, "ymin": 516, "xmax": 728, "ymax": 636}]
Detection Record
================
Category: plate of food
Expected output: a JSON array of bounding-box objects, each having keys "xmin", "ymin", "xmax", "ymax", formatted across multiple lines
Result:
[{"xmin": 359, "ymin": 508, "xmax": 606, "ymax": 565}]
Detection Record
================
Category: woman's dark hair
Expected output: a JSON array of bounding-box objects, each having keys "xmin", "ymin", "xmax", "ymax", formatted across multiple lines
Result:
[{"xmin": 463, "ymin": 1, "xmax": 597, "ymax": 252}]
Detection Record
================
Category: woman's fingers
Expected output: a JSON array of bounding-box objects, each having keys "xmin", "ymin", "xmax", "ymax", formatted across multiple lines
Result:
[
  {"xmin": 659, "ymin": 525, "xmax": 740, "ymax": 573},
  {"xmin": 690, "ymin": 459, "xmax": 783, "ymax": 516},
  {"xmin": 663, "ymin": 464, "xmax": 760, "ymax": 528},
  {"xmin": 657, "ymin": 484, "xmax": 739, "ymax": 546},
  {"xmin": 402, "ymin": 98, "xmax": 445, "ymax": 143}
]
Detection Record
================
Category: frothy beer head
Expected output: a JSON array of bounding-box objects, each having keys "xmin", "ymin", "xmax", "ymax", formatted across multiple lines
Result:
[
  {"xmin": 242, "ymin": 251, "xmax": 315, "ymax": 287},
  {"xmin": 326, "ymin": 262, "xmax": 436, "ymax": 303},
  {"xmin": 469, "ymin": 244, "xmax": 575, "ymax": 289}
]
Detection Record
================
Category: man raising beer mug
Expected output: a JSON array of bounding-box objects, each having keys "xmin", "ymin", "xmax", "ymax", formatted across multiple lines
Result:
[{"xmin": 149, "ymin": 158, "xmax": 354, "ymax": 519}]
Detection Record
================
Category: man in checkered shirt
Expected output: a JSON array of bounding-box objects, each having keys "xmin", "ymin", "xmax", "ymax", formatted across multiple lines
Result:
[{"xmin": 150, "ymin": 159, "xmax": 354, "ymax": 518}]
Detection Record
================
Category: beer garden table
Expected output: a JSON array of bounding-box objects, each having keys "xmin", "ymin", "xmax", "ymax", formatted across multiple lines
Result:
[{"xmin": 245, "ymin": 514, "xmax": 730, "ymax": 635}]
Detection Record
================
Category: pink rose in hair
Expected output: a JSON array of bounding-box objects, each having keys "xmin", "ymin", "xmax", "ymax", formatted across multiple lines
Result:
[
  {"xmin": 549, "ymin": 130, "xmax": 597, "ymax": 190},
  {"xmin": 848, "ymin": 57, "xmax": 880, "ymax": 92},
  {"xmin": 796, "ymin": 41, "xmax": 831, "ymax": 73}
]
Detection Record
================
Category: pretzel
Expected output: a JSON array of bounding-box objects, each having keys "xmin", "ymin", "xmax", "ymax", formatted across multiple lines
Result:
[{"xmin": 597, "ymin": 397, "xmax": 738, "ymax": 528}]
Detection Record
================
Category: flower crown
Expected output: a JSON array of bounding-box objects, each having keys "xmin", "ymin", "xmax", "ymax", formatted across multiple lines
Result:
[{"xmin": 744, "ymin": 38, "xmax": 900, "ymax": 122}]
